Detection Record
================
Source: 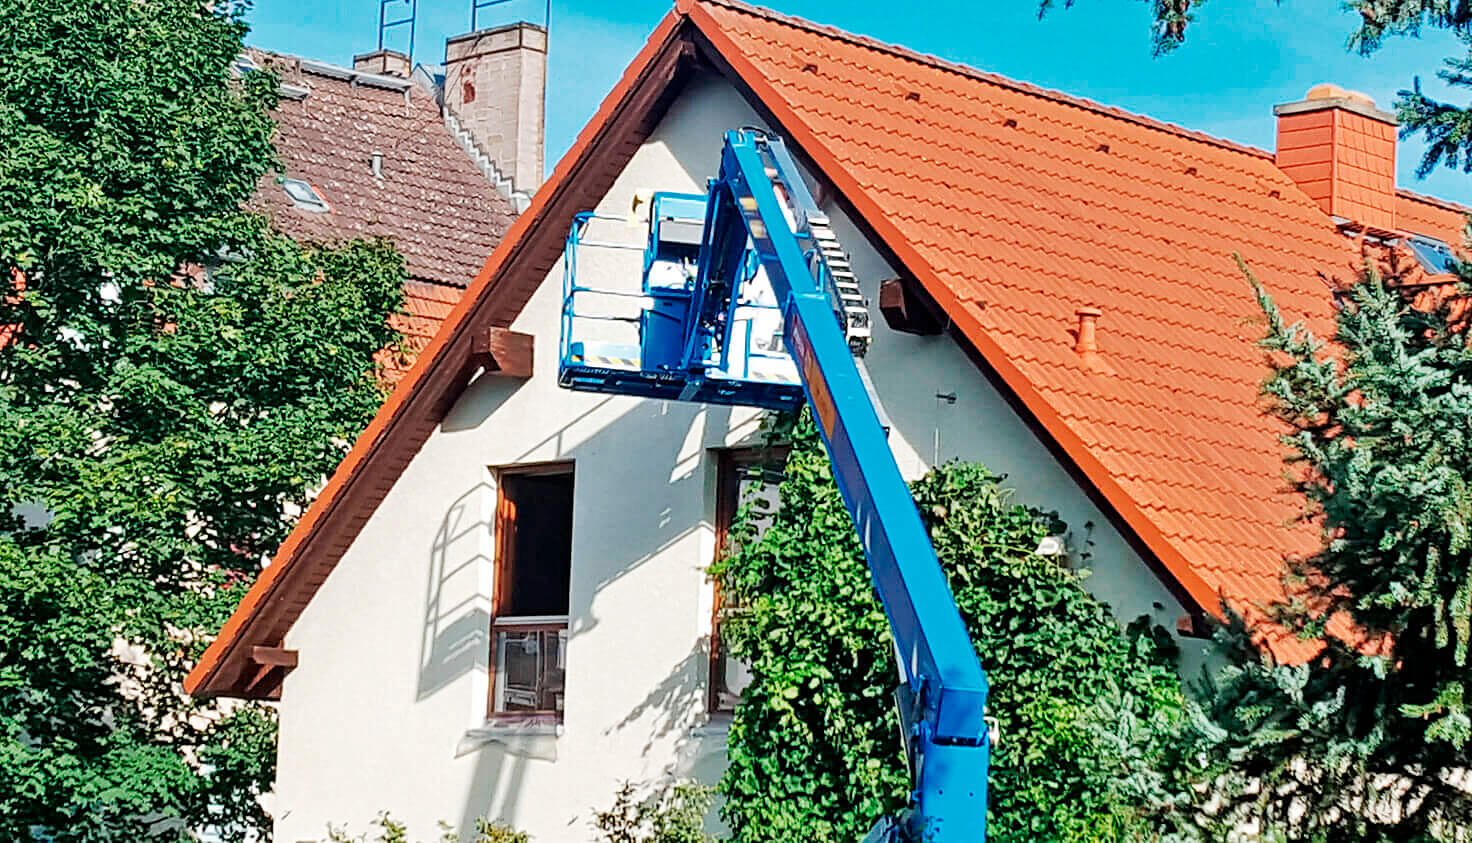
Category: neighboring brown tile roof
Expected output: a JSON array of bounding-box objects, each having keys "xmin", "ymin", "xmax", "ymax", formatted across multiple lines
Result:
[{"xmin": 251, "ymin": 52, "xmax": 516, "ymax": 289}]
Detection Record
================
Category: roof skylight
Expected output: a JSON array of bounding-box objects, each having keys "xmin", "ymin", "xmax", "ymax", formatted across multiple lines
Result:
[
  {"xmin": 1407, "ymin": 234, "xmax": 1457, "ymax": 275},
  {"xmin": 282, "ymin": 178, "xmax": 330, "ymax": 213}
]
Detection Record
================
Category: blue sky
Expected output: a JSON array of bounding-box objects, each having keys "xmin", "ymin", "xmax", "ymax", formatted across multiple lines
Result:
[{"xmin": 243, "ymin": 0, "xmax": 1472, "ymax": 205}]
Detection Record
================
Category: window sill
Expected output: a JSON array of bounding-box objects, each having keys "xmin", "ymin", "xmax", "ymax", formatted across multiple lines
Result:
[
  {"xmin": 457, "ymin": 717, "xmax": 562, "ymax": 759},
  {"xmin": 473, "ymin": 715, "xmax": 563, "ymax": 737}
]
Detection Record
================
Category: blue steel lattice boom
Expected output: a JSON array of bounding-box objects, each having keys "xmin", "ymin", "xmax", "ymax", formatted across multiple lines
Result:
[{"xmin": 559, "ymin": 130, "xmax": 990, "ymax": 842}]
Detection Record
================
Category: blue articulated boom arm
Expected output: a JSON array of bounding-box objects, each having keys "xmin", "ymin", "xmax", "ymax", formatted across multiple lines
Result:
[
  {"xmin": 700, "ymin": 130, "xmax": 991, "ymax": 843},
  {"xmin": 557, "ymin": 129, "xmax": 991, "ymax": 842}
]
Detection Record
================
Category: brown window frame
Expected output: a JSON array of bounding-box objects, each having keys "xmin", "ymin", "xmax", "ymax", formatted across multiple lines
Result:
[
  {"xmin": 708, "ymin": 446, "xmax": 788, "ymax": 714},
  {"xmin": 488, "ymin": 461, "xmax": 575, "ymax": 721}
]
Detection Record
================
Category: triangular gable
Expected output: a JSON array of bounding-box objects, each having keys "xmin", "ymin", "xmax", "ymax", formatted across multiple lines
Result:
[{"xmin": 187, "ymin": 8, "xmax": 703, "ymax": 696}]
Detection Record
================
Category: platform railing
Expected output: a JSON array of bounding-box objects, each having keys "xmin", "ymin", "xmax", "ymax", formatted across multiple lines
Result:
[{"xmin": 562, "ymin": 210, "xmax": 795, "ymax": 381}]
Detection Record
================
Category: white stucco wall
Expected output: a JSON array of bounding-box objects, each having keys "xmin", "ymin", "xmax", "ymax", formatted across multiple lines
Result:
[{"xmin": 273, "ymin": 74, "xmax": 1190, "ymax": 843}]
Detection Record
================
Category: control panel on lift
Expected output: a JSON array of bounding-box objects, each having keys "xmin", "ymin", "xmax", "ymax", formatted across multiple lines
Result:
[{"xmin": 559, "ymin": 192, "xmax": 805, "ymax": 411}]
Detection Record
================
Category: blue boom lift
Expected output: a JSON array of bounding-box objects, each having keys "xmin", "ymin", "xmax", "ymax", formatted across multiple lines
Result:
[{"xmin": 559, "ymin": 130, "xmax": 991, "ymax": 842}]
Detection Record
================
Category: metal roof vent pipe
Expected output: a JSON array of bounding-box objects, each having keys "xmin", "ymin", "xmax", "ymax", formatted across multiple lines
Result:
[
  {"xmin": 371, "ymin": 151, "xmax": 385, "ymax": 182},
  {"xmin": 1074, "ymin": 307, "xmax": 1102, "ymax": 355}
]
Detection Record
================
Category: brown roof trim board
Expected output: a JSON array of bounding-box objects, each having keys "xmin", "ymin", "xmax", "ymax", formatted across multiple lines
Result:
[
  {"xmin": 186, "ymin": 9, "xmax": 701, "ymax": 697},
  {"xmin": 680, "ymin": 20, "xmax": 1213, "ymax": 620}
]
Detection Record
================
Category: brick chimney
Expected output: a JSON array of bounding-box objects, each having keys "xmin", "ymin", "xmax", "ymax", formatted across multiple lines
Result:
[
  {"xmin": 443, "ymin": 21, "xmax": 546, "ymax": 198},
  {"xmin": 352, "ymin": 49, "xmax": 411, "ymax": 79},
  {"xmin": 1274, "ymin": 84, "xmax": 1399, "ymax": 232}
]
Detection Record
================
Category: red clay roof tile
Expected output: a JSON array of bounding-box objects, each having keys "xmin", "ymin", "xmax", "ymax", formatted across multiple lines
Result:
[{"xmin": 691, "ymin": 0, "xmax": 1396, "ymax": 656}]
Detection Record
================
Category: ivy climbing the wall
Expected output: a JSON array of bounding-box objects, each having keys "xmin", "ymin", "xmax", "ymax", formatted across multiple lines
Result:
[{"xmin": 713, "ymin": 412, "xmax": 1189, "ymax": 842}]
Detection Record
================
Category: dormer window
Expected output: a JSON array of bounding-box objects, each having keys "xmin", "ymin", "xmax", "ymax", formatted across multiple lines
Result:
[
  {"xmin": 1407, "ymin": 234, "xmax": 1457, "ymax": 275},
  {"xmin": 282, "ymin": 178, "xmax": 330, "ymax": 213}
]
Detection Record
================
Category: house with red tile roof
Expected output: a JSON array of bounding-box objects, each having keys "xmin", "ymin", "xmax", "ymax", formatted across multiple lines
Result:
[
  {"xmin": 245, "ymin": 22, "xmax": 546, "ymax": 379},
  {"xmin": 187, "ymin": 2, "xmax": 1469, "ymax": 840}
]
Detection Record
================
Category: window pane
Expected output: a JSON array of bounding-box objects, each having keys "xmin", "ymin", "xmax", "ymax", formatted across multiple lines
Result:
[
  {"xmin": 732, "ymin": 468, "xmax": 780, "ymax": 552},
  {"xmin": 493, "ymin": 628, "xmax": 566, "ymax": 714},
  {"xmin": 712, "ymin": 452, "xmax": 784, "ymax": 712},
  {"xmin": 499, "ymin": 471, "xmax": 574, "ymax": 617},
  {"xmin": 712, "ymin": 634, "xmax": 753, "ymax": 711}
]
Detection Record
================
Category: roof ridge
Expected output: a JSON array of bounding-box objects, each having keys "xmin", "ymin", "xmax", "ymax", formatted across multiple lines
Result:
[
  {"xmin": 1399, "ymin": 186, "xmax": 1472, "ymax": 218},
  {"xmin": 690, "ymin": 0, "xmax": 1275, "ymax": 162}
]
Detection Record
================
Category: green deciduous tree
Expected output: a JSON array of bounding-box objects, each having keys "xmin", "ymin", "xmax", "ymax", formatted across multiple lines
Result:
[
  {"xmin": 0, "ymin": 0, "xmax": 406, "ymax": 838},
  {"xmin": 1172, "ymin": 255, "xmax": 1472, "ymax": 841},
  {"xmin": 714, "ymin": 413, "xmax": 1188, "ymax": 843}
]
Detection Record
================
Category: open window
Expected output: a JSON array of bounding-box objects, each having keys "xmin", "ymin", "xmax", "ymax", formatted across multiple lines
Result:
[
  {"xmin": 709, "ymin": 448, "xmax": 786, "ymax": 713},
  {"xmin": 490, "ymin": 464, "xmax": 574, "ymax": 719}
]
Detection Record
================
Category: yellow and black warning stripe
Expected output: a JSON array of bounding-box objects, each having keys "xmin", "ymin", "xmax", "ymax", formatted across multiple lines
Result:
[{"xmin": 570, "ymin": 353, "xmax": 641, "ymax": 369}]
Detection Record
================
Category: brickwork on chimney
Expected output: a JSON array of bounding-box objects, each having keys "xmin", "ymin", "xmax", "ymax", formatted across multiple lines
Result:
[
  {"xmin": 443, "ymin": 22, "xmax": 546, "ymax": 197},
  {"xmin": 1275, "ymin": 85, "xmax": 1398, "ymax": 232},
  {"xmin": 352, "ymin": 49, "xmax": 412, "ymax": 79}
]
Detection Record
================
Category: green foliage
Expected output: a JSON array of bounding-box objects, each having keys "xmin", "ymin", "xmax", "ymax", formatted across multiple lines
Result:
[
  {"xmin": 1039, "ymin": 0, "xmax": 1472, "ymax": 176},
  {"xmin": 714, "ymin": 412, "xmax": 1187, "ymax": 843},
  {"xmin": 1346, "ymin": 1, "xmax": 1472, "ymax": 53},
  {"xmin": 323, "ymin": 815, "xmax": 530, "ymax": 843},
  {"xmin": 1039, "ymin": 0, "xmax": 1472, "ymax": 55},
  {"xmin": 1036, "ymin": 0, "xmax": 1203, "ymax": 55},
  {"xmin": 0, "ymin": 0, "xmax": 408, "ymax": 838},
  {"xmin": 592, "ymin": 781, "xmax": 716, "ymax": 843},
  {"xmin": 468, "ymin": 819, "xmax": 534, "ymax": 843},
  {"xmin": 1399, "ymin": 50, "xmax": 1472, "ymax": 177},
  {"xmin": 1175, "ymin": 256, "xmax": 1472, "ymax": 840}
]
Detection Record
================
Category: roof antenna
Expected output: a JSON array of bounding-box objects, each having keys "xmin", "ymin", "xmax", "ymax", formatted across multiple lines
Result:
[
  {"xmin": 470, "ymin": 0, "xmax": 552, "ymax": 34},
  {"xmin": 377, "ymin": 0, "xmax": 417, "ymax": 62}
]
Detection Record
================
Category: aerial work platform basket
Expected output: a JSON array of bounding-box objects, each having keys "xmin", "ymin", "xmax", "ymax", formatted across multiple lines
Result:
[
  {"xmin": 555, "ymin": 131, "xmax": 990, "ymax": 842},
  {"xmin": 559, "ymin": 191, "xmax": 806, "ymax": 411}
]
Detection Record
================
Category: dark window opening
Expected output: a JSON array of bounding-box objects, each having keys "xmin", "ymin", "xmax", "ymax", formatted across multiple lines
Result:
[
  {"xmin": 496, "ymin": 471, "xmax": 574, "ymax": 617},
  {"xmin": 490, "ymin": 464, "xmax": 574, "ymax": 718}
]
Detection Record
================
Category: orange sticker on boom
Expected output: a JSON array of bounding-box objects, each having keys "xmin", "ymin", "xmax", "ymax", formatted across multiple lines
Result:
[{"xmin": 790, "ymin": 319, "xmax": 838, "ymax": 440}]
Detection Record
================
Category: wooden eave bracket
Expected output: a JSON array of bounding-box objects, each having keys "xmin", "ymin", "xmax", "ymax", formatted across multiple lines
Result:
[
  {"xmin": 1175, "ymin": 612, "xmax": 1212, "ymax": 639},
  {"xmin": 242, "ymin": 645, "xmax": 299, "ymax": 700},
  {"xmin": 879, "ymin": 277, "xmax": 944, "ymax": 336},
  {"xmin": 471, "ymin": 326, "xmax": 534, "ymax": 379}
]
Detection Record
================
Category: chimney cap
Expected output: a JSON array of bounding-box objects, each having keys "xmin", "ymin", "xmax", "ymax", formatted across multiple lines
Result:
[
  {"xmin": 445, "ymin": 20, "xmax": 548, "ymax": 53},
  {"xmin": 1274, "ymin": 83, "xmax": 1396, "ymax": 125},
  {"xmin": 1306, "ymin": 83, "xmax": 1375, "ymax": 107},
  {"xmin": 351, "ymin": 48, "xmax": 413, "ymax": 79}
]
